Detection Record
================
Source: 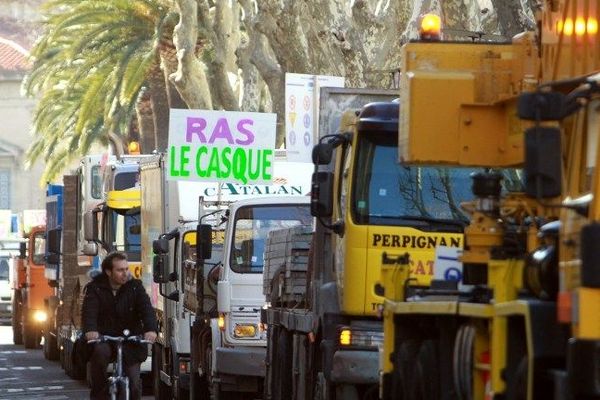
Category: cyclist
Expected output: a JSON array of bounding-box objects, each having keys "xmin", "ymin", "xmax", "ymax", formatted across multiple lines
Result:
[{"xmin": 82, "ymin": 251, "xmax": 158, "ymax": 400}]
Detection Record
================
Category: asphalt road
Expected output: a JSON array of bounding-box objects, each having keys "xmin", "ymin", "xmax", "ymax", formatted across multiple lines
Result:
[{"xmin": 0, "ymin": 324, "xmax": 153, "ymax": 400}]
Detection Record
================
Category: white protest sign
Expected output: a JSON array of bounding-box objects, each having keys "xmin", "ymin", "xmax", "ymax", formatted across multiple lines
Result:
[
  {"xmin": 285, "ymin": 73, "xmax": 344, "ymax": 163},
  {"xmin": 168, "ymin": 109, "xmax": 277, "ymax": 184}
]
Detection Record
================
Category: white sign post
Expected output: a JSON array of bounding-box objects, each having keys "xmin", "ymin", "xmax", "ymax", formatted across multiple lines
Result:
[
  {"xmin": 285, "ymin": 73, "xmax": 344, "ymax": 163},
  {"xmin": 168, "ymin": 109, "xmax": 277, "ymax": 184}
]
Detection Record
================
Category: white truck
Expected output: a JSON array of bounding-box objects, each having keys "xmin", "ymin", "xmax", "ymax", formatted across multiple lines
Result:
[
  {"xmin": 140, "ymin": 152, "xmax": 312, "ymax": 399},
  {"xmin": 190, "ymin": 196, "xmax": 312, "ymax": 400}
]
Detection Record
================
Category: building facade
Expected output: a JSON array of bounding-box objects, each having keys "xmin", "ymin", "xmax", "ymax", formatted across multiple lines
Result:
[{"xmin": 0, "ymin": 0, "xmax": 45, "ymax": 213}]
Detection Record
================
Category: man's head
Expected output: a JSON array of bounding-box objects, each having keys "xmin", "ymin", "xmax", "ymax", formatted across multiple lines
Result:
[{"xmin": 101, "ymin": 252, "xmax": 129, "ymax": 287}]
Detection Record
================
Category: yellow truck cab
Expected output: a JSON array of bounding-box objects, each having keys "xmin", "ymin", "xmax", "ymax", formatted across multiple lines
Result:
[{"xmin": 263, "ymin": 95, "xmax": 503, "ymax": 400}]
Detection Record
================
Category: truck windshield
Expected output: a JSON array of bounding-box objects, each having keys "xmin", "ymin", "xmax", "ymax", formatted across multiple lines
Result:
[
  {"xmin": 230, "ymin": 205, "xmax": 312, "ymax": 274},
  {"xmin": 114, "ymin": 172, "xmax": 138, "ymax": 191},
  {"xmin": 32, "ymin": 232, "xmax": 46, "ymax": 265},
  {"xmin": 352, "ymin": 131, "xmax": 523, "ymax": 227},
  {"xmin": 107, "ymin": 210, "xmax": 141, "ymax": 261}
]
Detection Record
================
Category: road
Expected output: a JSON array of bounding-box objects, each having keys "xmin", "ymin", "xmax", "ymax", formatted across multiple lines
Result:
[{"xmin": 0, "ymin": 324, "xmax": 153, "ymax": 399}]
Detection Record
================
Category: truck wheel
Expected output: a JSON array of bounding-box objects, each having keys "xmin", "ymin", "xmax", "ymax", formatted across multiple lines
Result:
[
  {"xmin": 63, "ymin": 338, "xmax": 73, "ymax": 375},
  {"xmin": 273, "ymin": 328, "xmax": 292, "ymax": 400},
  {"xmin": 152, "ymin": 344, "xmax": 170, "ymax": 399},
  {"xmin": 264, "ymin": 325, "xmax": 278, "ymax": 400},
  {"xmin": 23, "ymin": 321, "xmax": 40, "ymax": 349},
  {"xmin": 11, "ymin": 294, "xmax": 23, "ymax": 345},
  {"xmin": 205, "ymin": 342, "xmax": 234, "ymax": 400},
  {"xmin": 190, "ymin": 333, "xmax": 209, "ymax": 400},
  {"xmin": 416, "ymin": 340, "xmax": 440, "ymax": 400},
  {"xmin": 393, "ymin": 339, "xmax": 421, "ymax": 400},
  {"xmin": 69, "ymin": 340, "xmax": 86, "ymax": 380},
  {"xmin": 43, "ymin": 325, "xmax": 59, "ymax": 360}
]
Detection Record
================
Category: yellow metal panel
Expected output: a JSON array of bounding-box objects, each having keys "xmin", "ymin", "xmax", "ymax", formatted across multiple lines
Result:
[
  {"xmin": 342, "ymin": 223, "xmax": 368, "ymax": 315},
  {"xmin": 459, "ymin": 102, "xmax": 524, "ymax": 166},
  {"xmin": 381, "ymin": 308, "xmax": 395, "ymax": 374},
  {"xmin": 384, "ymin": 300, "xmax": 458, "ymax": 315},
  {"xmin": 494, "ymin": 300, "xmax": 530, "ymax": 316},
  {"xmin": 576, "ymin": 288, "xmax": 600, "ymax": 339},
  {"xmin": 458, "ymin": 303, "xmax": 494, "ymax": 318},
  {"xmin": 400, "ymin": 71, "xmax": 473, "ymax": 164},
  {"xmin": 106, "ymin": 189, "xmax": 141, "ymax": 209},
  {"xmin": 399, "ymin": 42, "xmax": 528, "ymax": 167}
]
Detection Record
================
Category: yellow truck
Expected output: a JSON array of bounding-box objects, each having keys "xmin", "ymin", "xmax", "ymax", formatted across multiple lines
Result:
[
  {"xmin": 380, "ymin": 2, "xmax": 600, "ymax": 399},
  {"xmin": 262, "ymin": 88, "xmax": 511, "ymax": 400}
]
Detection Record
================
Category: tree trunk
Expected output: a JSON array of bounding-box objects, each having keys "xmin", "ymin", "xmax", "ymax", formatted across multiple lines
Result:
[
  {"xmin": 135, "ymin": 88, "xmax": 156, "ymax": 154},
  {"xmin": 170, "ymin": 0, "xmax": 213, "ymax": 110},
  {"xmin": 147, "ymin": 63, "xmax": 171, "ymax": 153}
]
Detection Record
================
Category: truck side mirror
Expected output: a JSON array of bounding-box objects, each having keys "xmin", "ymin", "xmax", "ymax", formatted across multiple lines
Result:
[
  {"xmin": 19, "ymin": 242, "xmax": 26, "ymax": 259},
  {"xmin": 153, "ymin": 238, "xmax": 170, "ymax": 255},
  {"xmin": 312, "ymin": 142, "xmax": 334, "ymax": 165},
  {"xmin": 525, "ymin": 126, "xmax": 561, "ymax": 198},
  {"xmin": 311, "ymin": 171, "xmax": 334, "ymax": 217},
  {"xmin": 83, "ymin": 210, "xmax": 98, "ymax": 242},
  {"xmin": 196, "ymin": 224, "xmax": 213, "ymax": 260},
  {"xmin": 153, "ymin": 254, "xmax": 170, "ymax": 283},
  {"xmin": 82, "ymin": 242, "xmax": 98, "ymax": 256}
]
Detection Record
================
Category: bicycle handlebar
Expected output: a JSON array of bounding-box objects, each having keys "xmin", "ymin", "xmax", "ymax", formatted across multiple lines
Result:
[{"xmin": 87, "ymin": 335, "xmax": 152, "ymax": 344}]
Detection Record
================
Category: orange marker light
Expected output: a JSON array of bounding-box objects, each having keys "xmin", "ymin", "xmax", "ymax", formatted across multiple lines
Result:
[
  {"xmin": 420, "ymin": 13, "xmax": 441, "ymax": 41},
  {"xmin": 575, "ymin": 17, "xmax": 586, "ymax": 36},
  {"xmin": 563, "ymin": 18, "xmax": 574, "ymax": 36},
  {"xmin": 587, "ymin": 18, "xmax": 598, "ymax": 35}
]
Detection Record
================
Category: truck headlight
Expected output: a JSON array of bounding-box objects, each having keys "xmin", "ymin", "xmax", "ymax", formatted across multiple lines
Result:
[
  {"xmin": 233, "ymin": 324, "xmax": 257, "ymax": 338},
  {"xmin": 33, "ymin": 310, "xmax": 47, "ymax": 322}
]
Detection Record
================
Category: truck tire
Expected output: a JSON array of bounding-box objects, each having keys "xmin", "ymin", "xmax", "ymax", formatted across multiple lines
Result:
[
  {"xmin": 393, "ymin": 339, "xmax": 421, "ymax": 400},
  {"xmin": 43, "ymin": 323, "xmax": 59, "ymax": 360},
  {"xmin": 416, "ymin": 340, "xmax": 440, "ymax": 400},
  {"xmin": 205, "ymin": 342, "xmax": 237, "ymax": 400},
  {"xmin": 11, "ymin": 294, "xmax": 23, "ymax": 345},
  {"xmin": 264, "ymin": 325, "xmax": 278, "ymax": 400},
  {"xmin": 23, "ymin": 319, "xmax": 40, "ymax": 349},
  {"xmin": 273, "ymin": 328, "xmax": 292, "ymax": 400},
  {"xmin": 152, "ymin": 343, "xmax": 170, "ymax": 399},
  {"xmin": 63, "ymin": 338, "xmax": 85, "ymax": 380},
  {"xmin": 190, "ymin": 329, "xmax": 209, "ymax": 400}
]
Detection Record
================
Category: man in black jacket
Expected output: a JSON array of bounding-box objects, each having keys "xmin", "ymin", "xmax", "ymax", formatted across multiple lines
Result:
[{"xmin": 82, "ymin": 251, "xmax": 158, "ymax": 400}]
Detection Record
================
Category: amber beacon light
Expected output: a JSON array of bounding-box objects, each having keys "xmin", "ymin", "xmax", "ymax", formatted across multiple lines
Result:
[
  {"xmin": 128, "ymin": 141, "xmax": 141, "ymax": 155},
  {"xmin": 420, "ymin": 13, "xmax": 442, "ymax": 41}
]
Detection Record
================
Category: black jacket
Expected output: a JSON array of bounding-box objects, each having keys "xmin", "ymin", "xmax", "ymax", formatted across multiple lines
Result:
[{"xmin": 81, "ymin": 273, "xmax": 158, "ymax": 363}]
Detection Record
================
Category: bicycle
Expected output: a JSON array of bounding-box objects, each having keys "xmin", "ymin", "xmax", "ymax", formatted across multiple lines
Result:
[{"xmin": 88, "ymin": 329, "xmax": 151, "ymax": 400}]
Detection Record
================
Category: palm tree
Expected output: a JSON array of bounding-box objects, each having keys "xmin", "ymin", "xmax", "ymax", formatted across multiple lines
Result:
[{"xmin": 23, "ymin": 0, "xmax": 173, "ymax": 181}]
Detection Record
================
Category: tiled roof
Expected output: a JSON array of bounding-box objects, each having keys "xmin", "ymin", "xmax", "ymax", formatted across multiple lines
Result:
[{"xmin": 0, "ymin": 37, "xmax": 29, "ymax": 72}]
